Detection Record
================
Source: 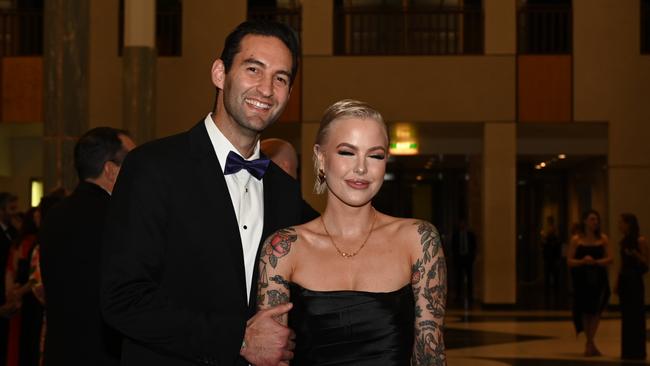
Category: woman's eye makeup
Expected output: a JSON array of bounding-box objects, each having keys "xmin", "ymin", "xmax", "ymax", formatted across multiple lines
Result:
[
  {"xmin": 337, "ymin": 150, "xmax": 354, "ymax": 156},
  {"xmin": 369, "ymin": 154, "xmax": 386, "ymax": 160}
]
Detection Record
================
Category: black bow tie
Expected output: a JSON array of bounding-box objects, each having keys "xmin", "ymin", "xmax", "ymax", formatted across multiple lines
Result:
[{"xmin": 223, "ymin": 151, "xmax": 270, "ymax": 180}]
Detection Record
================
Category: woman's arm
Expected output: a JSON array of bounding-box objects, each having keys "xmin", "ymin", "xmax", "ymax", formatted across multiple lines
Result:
[
  {"xmin": 410, "ymin": 221, "xmax": 446, "ymax": 366},
  {"xmin": 256, "ymin": 227, "xmax": 297, "ymax": 326},
  {"xmin": 566, "ymin": 236, "xmax": 585, "ymax": 268},
  {"xmin": 596, "ymin": 235, "xmax": 613, "ymax": 266},
  {"xmin": 626, "ymin": 237, "xmax": 649, "ymax": 266}
]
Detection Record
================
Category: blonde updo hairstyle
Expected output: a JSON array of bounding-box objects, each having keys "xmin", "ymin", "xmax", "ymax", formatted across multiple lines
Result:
[{"xmin": 313, "ymin": 99, "xmax": 388, "ymax": 194}]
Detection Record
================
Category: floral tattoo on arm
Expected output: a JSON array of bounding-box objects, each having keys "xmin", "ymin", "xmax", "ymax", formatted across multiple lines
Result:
[
  {"xmin": 257, "ymin": 228, "xmax": 297, "ymax": 319},
  {"xmin": 411, "ymin": 221, "xmax": 447, "ymax": 366}
]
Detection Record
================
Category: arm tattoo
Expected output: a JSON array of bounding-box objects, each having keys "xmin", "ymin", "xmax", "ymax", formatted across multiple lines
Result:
[
  {"xmin": 263, "ymin": 228, "xmax": 297, "ymax": 268},
  {"xmin": 412, "ymin": 221, "xmax": 447, "ymax": 366},
  {"xmin": 257, "ymin": 228, "xmax": 296, "ymax": 317},
  {"xmin": 270, "ymin": 275, "xmax": 290, "ymax": 289},
  {"xmin": 267, "ymin": 289, "xmax": 290, "ymax": 307}
]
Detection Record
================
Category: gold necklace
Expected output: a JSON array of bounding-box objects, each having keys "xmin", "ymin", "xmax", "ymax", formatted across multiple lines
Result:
[{"xmin": 321, "ymin": 209, "xmax": 376, "ymax": 258}]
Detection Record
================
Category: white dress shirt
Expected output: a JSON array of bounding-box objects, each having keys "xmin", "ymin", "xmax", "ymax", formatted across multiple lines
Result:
[{"xmin": 204, "ymin": 114, "xmax": 264, "ymax": 303}]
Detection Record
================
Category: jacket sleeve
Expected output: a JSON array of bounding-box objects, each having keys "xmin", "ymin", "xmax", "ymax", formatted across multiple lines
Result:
[{"xmin": 100, "ymin": 152, "xmax": 245, "ymax": 365}]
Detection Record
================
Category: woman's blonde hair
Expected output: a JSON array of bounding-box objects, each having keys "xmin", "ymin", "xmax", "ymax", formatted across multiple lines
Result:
[{"xmin": 313, "ymin": 99, "xmax": 387, "ymax": 194}]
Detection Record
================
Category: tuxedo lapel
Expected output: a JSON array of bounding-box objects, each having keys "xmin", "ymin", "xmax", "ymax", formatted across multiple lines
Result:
[{"xmin": 188, "ymin": 122, "xmax": 248, "ymax": 304}]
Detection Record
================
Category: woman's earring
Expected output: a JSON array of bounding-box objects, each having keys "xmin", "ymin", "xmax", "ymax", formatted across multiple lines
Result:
[{"xmin": 318, "ymin": 169, "xmax": 326, "ymax": 184}]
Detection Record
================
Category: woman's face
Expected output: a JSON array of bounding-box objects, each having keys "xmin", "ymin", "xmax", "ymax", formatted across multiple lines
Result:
[
  {"xmin": 316, "ymin": 117, "xmax": 388, "ymax": 207},
  {"xmin": 584, "ymin": 213, "xmax": 600, "ymax": 234},
  {"xmin": 33, "ymin": 209, "xmax": 41, "ymax": 228}
]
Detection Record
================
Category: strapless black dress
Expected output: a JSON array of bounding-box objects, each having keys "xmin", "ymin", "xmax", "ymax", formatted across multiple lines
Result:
[
  {"xmin": 571, "ymin": 244, "xmax": 610, "ymax": 333},
  {"xmin": 289, "ymin": 282, "xmax": 414, "ymax": 366}
]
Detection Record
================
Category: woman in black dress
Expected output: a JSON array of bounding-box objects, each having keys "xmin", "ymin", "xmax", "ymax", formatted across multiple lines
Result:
[
  {"xmin": 256, "ymin": 100, "xmax": 447, "ymax": 365},
  {"xmin": 616, "ymin": 213, "xmax": 647, "ymax": 360},
  {"xmin": 567, "ymin": 209, "xmax": 612, "ymax": 357}
]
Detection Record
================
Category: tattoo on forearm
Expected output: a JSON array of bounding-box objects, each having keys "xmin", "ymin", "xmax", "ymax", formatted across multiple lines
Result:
[
  {"xmin": 412, "ymin": 221, "xmax": 447, "ymax": 366},
  {"xmin": 270, "ymin": 275, "xmax": 290, "ymax": 289},
  {"xmin": 267, "ymin": 289, "xmax": 290, "ymax": 307},
  {"xmin": 264, "ymin": 228, "xmax": 297, "ymax": 268},
  {"xmin": 257, "ymin": 229, "xmax": 296, "ymax": 310},
  {"xmin": 257, "ymin": 259, "xmax": 269, "ymax": 306}
]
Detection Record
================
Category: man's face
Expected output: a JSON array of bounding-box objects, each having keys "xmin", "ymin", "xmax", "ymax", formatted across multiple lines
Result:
[
  {"xmin": 0, "ymin": 199, "xmax": 18, "ymax": 225},
  {"xmin": 105, "ymin": 134, "xmax": 137, "ymax": 194},
  {"xmin": 218, "ymin": 35, "xmax": 293, "ymax": 135}
]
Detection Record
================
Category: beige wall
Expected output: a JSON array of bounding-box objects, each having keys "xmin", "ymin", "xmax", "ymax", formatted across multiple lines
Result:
[
  {"xmin": 484, "ymin": 0, "xmax": 516, "ymax": 55},
  {"xmin": 302, "ymin": 0, "xmax": 333, "ymax": 56},
  {"xmin": 574, "ymin": 0, "xmax": 650, "ymax": 301},
  {"xmin": 302, "ymin": 56, "xmax": 516, "ymax": 123}
]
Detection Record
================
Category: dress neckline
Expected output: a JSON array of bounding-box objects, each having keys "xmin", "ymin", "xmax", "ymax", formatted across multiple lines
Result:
[{"xmin": 290, "ymin": 282, "xmax": 411, "ymax": 295}]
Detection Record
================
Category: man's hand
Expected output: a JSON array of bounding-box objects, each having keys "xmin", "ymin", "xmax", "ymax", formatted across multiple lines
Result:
[{"xmin": 240, "ymin": 303, "xmax": 295, "ymax": 366}]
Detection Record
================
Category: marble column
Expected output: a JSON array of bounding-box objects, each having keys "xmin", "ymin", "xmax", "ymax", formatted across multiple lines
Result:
[
  {"xmin": 482, "ymin": 122, "xmax": 517, "ymax": 304},
  {"xmin": 43, "ymin": 0, "xmax": 90, "ymax": 192},
  {"xmin": 123, "ymin": 0, "xmax": 156, "ymax": 144}
]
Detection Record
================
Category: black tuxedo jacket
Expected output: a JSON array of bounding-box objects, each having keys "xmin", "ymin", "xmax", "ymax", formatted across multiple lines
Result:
[
  {"xmin": 101, "ymin": 121, "xmax": 311, "ymax": 366},
  {"xmin": 39, "ymin": 182, "xmax": 121, "ymax": 366}
]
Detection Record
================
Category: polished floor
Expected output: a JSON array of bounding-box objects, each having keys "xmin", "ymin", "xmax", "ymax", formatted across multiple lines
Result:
[{"xmin": 446, "ymin": 309, "xmax": 650, "ymax": 365}]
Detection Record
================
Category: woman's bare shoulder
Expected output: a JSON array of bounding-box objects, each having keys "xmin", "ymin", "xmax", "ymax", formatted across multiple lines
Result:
[{"xmin": 375, "ymin": 213, "xmax": 439, "ymax": 246}]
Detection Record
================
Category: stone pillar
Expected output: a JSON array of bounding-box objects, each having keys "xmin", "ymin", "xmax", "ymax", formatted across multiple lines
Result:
[
  {"xmin": 43, "ymin": 0, "xmax": 90, "ymax": 192},
  {"xmin": 123, "ymin": 0, "xmax": 156, "ymax": 144},
  {"xmin": 484, "ymin": 0, "xmax": 516, "ymax": 55},
  {"xmin": 482, "ymin": 123, "xmax": 517, "ymax": 304},
  {"xmin": 301, "ymin": 0, "xmax": 333, "ymax": 56}
]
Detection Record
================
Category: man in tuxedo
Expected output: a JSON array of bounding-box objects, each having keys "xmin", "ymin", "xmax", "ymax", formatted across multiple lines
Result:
[
  {"xmin": 0, "ymin": 192, "xmax": 19, "ymax": 366},
  {"xmin": 101, "ymin": 21, "xmax": 311, "ymax": 366},
  {"xmin": 39, "ymin": 127, "xmax": 135, "ymax": 366},
  {"xmin": 451, "ymin": 219, "xmax": 477, "ymax": 303}
]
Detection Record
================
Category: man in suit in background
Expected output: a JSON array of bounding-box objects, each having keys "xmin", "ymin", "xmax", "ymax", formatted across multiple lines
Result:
[
  {"xmin": 39, "ymin": 127, "xmax": 135, "ymax": 366},
  {"xmin": 261, "ymin": 138, "xmax": 320, "ymax": 220},
  {"xmin": 451, "ymin": 219, "xmax": 477, "ymax": 304},
  {"xmin": 0, "ymin": 192, "xmax": 19, "ymax": 366},
  {"xmin": 101, "ymin": 20, "xmax": 309, "ymax": 366},
  {"xmin": 261, "ymin": 138, "xmax": 299, "ymax": 179}
]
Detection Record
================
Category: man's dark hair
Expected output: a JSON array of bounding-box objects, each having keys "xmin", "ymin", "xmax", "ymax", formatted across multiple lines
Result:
[
  {"xmin": 220, "ymin": 20, "xmax": 300, "ymax": 85},
  {"xmin": 74, "ymin": 127, "xmax": 130, "ymax": 181}
]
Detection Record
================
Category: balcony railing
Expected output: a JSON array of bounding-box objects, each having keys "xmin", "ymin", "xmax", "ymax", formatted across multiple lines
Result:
[
  {"xmin": 248, "ymin": 6, "xmax": 302, "ymax": 36},
  {"xmin": 334, "ymin": 5, "xmax": 483, "ymax": 55},
  {"xmin": 0, "ymin": 9, "xmax": 43, "ymax": 57},
  {"xmin": 642, "ymin": 0, "xmax": 650, "ymax": 54},
  {"xmin": 517, "ymin": 4, "xmax": 572, "ymax": 54}
]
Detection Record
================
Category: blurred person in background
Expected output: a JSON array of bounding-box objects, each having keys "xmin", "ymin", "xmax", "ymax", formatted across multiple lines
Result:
[
  {"xmin": 0, "ymin": 193, "xmax": 19, "ymax": 366},
  {"xmin": 616, "ymin": 213, "xmax": 647, "ymax": 360},
  {"xmin": 567, "ymin": 209, "xmax": 612, "ymax": 357},
  {"xmin": 39, "ymin": 128, "xmax": 134, "ymax": 366}
]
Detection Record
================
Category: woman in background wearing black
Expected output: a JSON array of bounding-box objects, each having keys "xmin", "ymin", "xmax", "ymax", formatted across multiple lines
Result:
[
  {"xmin": 616, "ymin": 213, "xmax": 647, "ymax": 360},
  {"xmin": 567, "ymin": 209, "xmax": 612, "ymax": 357}
]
